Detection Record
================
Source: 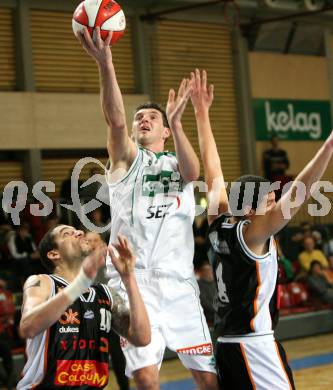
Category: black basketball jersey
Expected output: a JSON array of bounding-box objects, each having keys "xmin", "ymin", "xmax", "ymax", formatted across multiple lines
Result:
[
  {"xmin": 18, "ymin": 274, "xmax": 114, "ymax": 390},
  {"xmin": 207, "ymin": 214, "xmax": 279, "ymax": 337}
]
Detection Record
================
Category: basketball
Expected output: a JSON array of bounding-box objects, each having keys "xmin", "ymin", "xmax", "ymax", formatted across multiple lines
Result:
[{"xmin": 72, "ymin": 0, "xmax": 126, "ymax": 45}]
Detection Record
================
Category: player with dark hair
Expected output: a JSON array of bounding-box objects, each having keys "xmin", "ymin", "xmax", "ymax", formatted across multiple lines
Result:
[
  {"xmin": 17, "ymin": 225, "xmax": 150, "ymax": 389},
  {"xmin": 190, "ymin": 68, "xmax": 333, "ymax": 389},
  {"xmin": 76, "ymin": 28, "xmax": 218, "ymax": 390}
]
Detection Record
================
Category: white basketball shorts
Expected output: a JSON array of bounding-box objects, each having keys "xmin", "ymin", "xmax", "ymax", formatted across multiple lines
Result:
[{"xmin": 113, "ymin": 270, "xmax": 216, "ymax": 378}]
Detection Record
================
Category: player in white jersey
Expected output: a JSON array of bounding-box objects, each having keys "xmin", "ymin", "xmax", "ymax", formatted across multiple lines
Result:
[
  {"xmin": 190, "ymin": 69, "xmax": 333, "ymax": 389},
  {"xmin": 76, "ymin": 28, "xmax": 218, "ymax": 389}
]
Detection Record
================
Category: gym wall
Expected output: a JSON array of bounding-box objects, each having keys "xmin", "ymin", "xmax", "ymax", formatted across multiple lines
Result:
[{"xmin": 249, "ymin": 51, "xmax": 333, "ymax": 224}]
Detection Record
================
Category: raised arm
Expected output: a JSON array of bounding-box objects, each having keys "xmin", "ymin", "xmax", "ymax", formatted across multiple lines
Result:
[
  {"xmin": 20, "ymin": 246, "xmax": 106, "ymax": 339},
  {"xmin": 245, "ymin": 131, "xmax": 333, "ymax": 248},
  {"xmin": 166, "ymin": 79, "xmax": 200, "ymax": 182},
  {"xmin": 190, "ymin": 69, "xmax": 229, "ymax": 224},
  {"xmin": 76, "ymin": 27, "xmax": 136, "ymax": 168},
  {"xmin": 108, "ymin": 235, "xmax": 150, "ymax": 346}
]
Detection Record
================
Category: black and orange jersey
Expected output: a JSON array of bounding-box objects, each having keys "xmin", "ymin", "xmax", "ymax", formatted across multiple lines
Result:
[
  {"xmin": 18, "ymin": 274, "xmax": 114, "ymax": 389},
  {"xmin": 207, "ymin": 214, "xmax": 279, "ymax": 337}
]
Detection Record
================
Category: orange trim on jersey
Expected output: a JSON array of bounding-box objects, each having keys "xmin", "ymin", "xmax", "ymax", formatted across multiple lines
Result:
[
  {"xmin": 274, "ymin": 342, "xmax": 293, "ymax": 390},
  {"xmin": 250, "ymin": 262, "xmax": 261, "ymax": 332},
  {"xmin": 31, "ymin": 328, "xmax": 50, "ymax": 389},
  {"xmin": 240, "ymin": 343, "xmax": 256, "ymax": 390}
]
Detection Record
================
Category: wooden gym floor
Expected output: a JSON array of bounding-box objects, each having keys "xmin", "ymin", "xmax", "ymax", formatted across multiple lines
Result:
[{"xmin": 106, "ymin": 333, "xmax": 333, "ymax": 389}]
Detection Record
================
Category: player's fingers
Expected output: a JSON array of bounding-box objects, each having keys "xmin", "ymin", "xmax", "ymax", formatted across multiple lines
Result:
[
  {"xmin": 168, "ymin": 89, "xmax": 175, "ymax": 104},
  {"xmin": 95, "ymin": 26, "xmax": 103, "ymax": 48},
  {"xmin": 189, "ymin": 72, "xmax": 196, "ymax": 90},
  {"xmin": 106, "ymin": 30, "xmax": 113, "ymax": 46},
  {"xmin": 177, "ymin": 78, "xmax": 186, "ymax": 98},
  {"xmin": 107, "ymin": 245, "xmax": 117, "ymax": 261},
  {"xmin": 195, "ymin": 68, "xmax": 201, "ymax": 90},
  {"xmin": 209, "ymin": 84, "xmax": 214, "ymax": 99},
  {"xmin": 82, "ymin": 26, "xmax": 95, "ymax": 50},
  {"xmin": 202, "ymin": 70, "xmax": 207, "ymax": 91},
  {"xmin": 183, "ymin": 80, "xmax": 192, "ymax": 99},
  {"xmin": 76, "ymin": 30, "xmax": 90, "ymax": 50},
  {"xmin": 117, "ymin": 234, "xmax": 127, "ymax": 249}
]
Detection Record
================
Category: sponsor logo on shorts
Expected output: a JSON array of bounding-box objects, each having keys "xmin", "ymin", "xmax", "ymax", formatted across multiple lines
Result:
[
  {"xmin": 55, "ymin": 359, "xmax": 108, "ymax": 387},
  {"xmin": 59, "ymin": 326, "xmax": 79, "ymax": 334},
  {"xmin": 176, "ymin": 343, "xmax": 213, "ymax": 355},
  {"xmin": 59, "ymin": 309, "xmax": 80, "ymax": 325}
]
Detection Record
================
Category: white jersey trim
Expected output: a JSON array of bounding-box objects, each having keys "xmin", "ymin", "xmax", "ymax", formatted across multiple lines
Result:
[
  {"xmin": 51, "ymin": 274, "xmax": 95, "ymax": 302},
  {"xmin": 101, "ymin": 284, "xmax": 114, "ymax": 309},
  {"xmin": 217, "ymin": 332, "xmax": 274, "ymax": 344},
  {"xmin": 236, "ymin": 220, "xmax": 273, "ymax": 262}
]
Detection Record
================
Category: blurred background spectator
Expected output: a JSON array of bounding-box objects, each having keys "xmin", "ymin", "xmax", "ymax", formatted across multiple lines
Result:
[
  {"xmin": 262, "ymin": 135, "xmax": 292, "ymax": 200},
  {"xmin": 263, "ymin": 135, "xmax": 290, "ymax": 182},
  {"xmin": 0, "ymin": 278, "xmax": 16, "ymax": 389},
  {"xmin": 7, "ymin": 222, "xmax": 43, "ymax": 286},
  {"xmin": 298, "ymin": 236, "xmax": 328, "ymax": 273},
  {"xmin": 307, "ymin": 261, "xmax": 333, "ymax": 305}
]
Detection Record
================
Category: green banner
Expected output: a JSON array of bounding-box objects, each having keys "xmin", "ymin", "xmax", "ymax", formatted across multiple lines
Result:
[{"xmin": 254, "ymin": 99, "xmax": 332, "ymax": 141}]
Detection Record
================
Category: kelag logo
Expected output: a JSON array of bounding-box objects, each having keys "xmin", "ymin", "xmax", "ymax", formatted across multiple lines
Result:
[
  {"xmin": 254, "ymin": 99, "xmax": 332, "ymax": 141},
  {"xmin": 55, "ymin": 360, "xmax": 108, "ymax": 387}
]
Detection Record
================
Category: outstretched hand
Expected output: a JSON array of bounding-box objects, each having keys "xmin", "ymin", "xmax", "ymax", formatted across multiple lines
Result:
[
  {"xmin": 75, "ymin": 26, "xmax": 113, "ymax": 65},
  {"xmin": 166, "ymin": 78, "xmax": 192, "ymax": 128},
  {"xmin": 190, "ymin": 69, "xmax": 214, "ymax": 112},
  {"xmin": 108, "ymin": 235, "xmax": 136, "ymax": 278},
  {"xmin": 82, "ymin": 244, "xmax": 107, "ymax": 281}
]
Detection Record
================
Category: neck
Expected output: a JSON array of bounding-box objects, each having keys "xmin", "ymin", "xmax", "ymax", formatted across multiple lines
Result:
[
  {"xmin": 139, "ymin": 142, "xmax": 165, "ymax": 154},
  {"xmin": 54, "ymin": 262, "xmax": 81, "ymax": 283}
]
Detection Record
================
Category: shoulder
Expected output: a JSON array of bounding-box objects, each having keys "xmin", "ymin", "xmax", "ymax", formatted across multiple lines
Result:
[
  {"xmin": 24, "ymin": 274, "xmax": 51, "ymax": 288},
  {"xmin": 22, "ymin": 274, "xmax": 53, "ymax": 305}
]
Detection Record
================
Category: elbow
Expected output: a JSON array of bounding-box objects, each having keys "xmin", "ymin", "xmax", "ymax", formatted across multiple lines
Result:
[
  {"xmin": 184, "ymin": 168, "xmax": 200, "ymax": 183},
  {"xmin": 20, "ymin": 321, "xmax": 39, "ymax": 340}
]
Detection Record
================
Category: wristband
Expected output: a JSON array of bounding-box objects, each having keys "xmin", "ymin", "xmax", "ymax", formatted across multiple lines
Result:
[{"xmin": 63, "ymin": 268, "xmax": 93, "ymax": 303}]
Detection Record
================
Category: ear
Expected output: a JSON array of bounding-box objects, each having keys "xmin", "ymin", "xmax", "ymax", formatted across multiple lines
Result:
[
  {"xmin": 47, "ymin": 249, "xmax": 61, "ymax": 263},
  {"xmin": 163, "ymin": 127, "xmax": 171, "ymax": 141}
]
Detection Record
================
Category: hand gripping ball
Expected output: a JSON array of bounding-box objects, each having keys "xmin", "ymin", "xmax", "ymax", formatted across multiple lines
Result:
[{"xmin": 72, "ymin": 0, "xmax": 126, "ymax": 45}]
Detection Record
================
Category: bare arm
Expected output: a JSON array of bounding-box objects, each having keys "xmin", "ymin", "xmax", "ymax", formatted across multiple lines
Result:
[
  {"xmin": 245, "ymin": 131, "xmax": 333, "ymax": 250},
  {"xmin": 190, "ymin": 69, "xmax": 229, "ymax": 224},
  {"xmin": 76, "ymin": 27, "xmax": 136, "ymax": 167},
  {"xmin": 166, "ymin": 79, "xmax": 200, "ymax": 182},
  {"xmin": 108, "ymin": 235, "xmax": 150, "ymax": 346},
  {"xmin": 20, "ymin": 246, "xmax": 106, "ymax": 339},
  {"xmin": 20, "ymin": 275, "xmax": 71, "ymax": 339}
]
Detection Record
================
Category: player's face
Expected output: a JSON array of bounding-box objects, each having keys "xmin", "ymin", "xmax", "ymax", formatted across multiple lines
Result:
[
  {"xmin": 132, "ymin": 109, "xmax": 169, "ymax": 148},
  {"xmin": 53, "ymin": 225, "xmax": 92, "ymax": 262}
]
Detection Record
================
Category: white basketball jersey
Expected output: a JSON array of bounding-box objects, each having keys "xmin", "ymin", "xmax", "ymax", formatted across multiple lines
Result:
[{"xmin": 106, "ymin": 147, "xmax": 196, "ymax": 286}]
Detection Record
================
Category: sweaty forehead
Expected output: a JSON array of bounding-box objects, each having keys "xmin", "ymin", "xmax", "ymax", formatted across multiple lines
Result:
[
  {"xmin": 52, "ymin": 225, "xmax": 74, "ymax": 238},
  {"xmin": 134, "ymin": 109, "xmax": 162, "ymax": 119}
]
